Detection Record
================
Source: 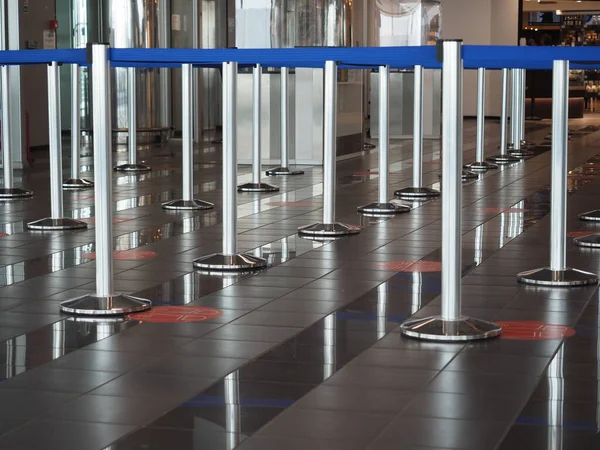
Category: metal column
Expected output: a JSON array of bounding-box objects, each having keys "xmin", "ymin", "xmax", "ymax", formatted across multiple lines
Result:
[
  {"xmin": 60, "ymin": 44, "xmax": 152, "ymax": 316},
  {"xmin": 27, "ymin": 62, "xmax": 87, "ymax": 231},
  {"xmin": 487, "ymin": 69, "xmax": 520, "ymax": 164},
  {"xmin": 400, "ymin": 40, "xmax": 502, "ymax": 341},
  {"xmin": 358, "ymin": 65, "xmax": 410, "ymax": 216},
  {"xmin": 508, "ymin": 68, "xmax": 533, "ymax": 158},
  {"xmin": 518, "ymin": 60, "xmax": 598, "ymax": 286},
  {"xmin": 162, "ymin": 64, "xmax": 214, "ymax": 211},
  {"xmin": 193, "ymin": 62, "xmax": 267, "ymax": 272}
]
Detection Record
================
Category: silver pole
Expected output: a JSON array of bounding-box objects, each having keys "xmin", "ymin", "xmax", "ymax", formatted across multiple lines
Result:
[
  {"xmin": 519, "ymin": 69, "xmax": 526, "ymax": 142},
  {"xmin": 223, "ymin": 61, "xmax": 237, "ymax": 256},
  {"xmin": 47, "ymin": 62, "xmax": 63, "ymax": 219},
  {"xmin": 323, "ymin": 61, "xmax": 336, "ymax": 225},
  {"xmin": 500, "ymin": 69, "xmax": 509, "ymax": 155},
  {"xmin": 399, "ymin": 40, "xmax": 501, "ymax": 341},
  {"xmin": 127, "ymin": 67, "xmax": 137, "ymax": 165},
  {"xmin": 378, "ymin": 65, "xmax": 389, "ymax": 205},
  {"xmin": 182, "ymin": 64, "xmax": 193, "ymax": 202},
  {"xmin": 59, "ymin": 44, "xmax": 151, "ymax": 315},
  {"xmin": 93, "ymin": 50, "xmax": 114, "ymax": 298},
  {"xmin": 71, "ymin": 64, "xmax": 80, "ymax": 179},
  {"xmin": 508, "ymin": 68, "xmax": 532, "ymax": 158},
  {"xmin": 297, "ymin": 61, "xmax": 359, "ymax": 239},
  {"xmin": 440, "ymin": 45, "xmax": 462, "ymax": 322},
  {"xmin": 550, "ymin": 61, "xmax": 568, "ymax": 272},
  {"xmin": 510, "ymin": 69, "xmax": 517, "ymax": 148},
  {"xmin": 192, "ymin": 0, "xmax": 200, "ymax": 144},
  {"xmin": 475, "ymin": 68, "xmax": 485, "ymax": 162},
  {"xmin": 413, "ymin": 65, "xmax": 424, "ymax": 188},
  {"xmin": 519, "ymin": 60, "xmax": 597, "ymax": 287},
  {"xmin": 2, "ymin": 64, "xmax": 12, "ymax": 188},
  {"xmin": 280, "ymin": 67, "xmax": 289, "ymax": 168},
  {"xmin": 252, "ymin": 65, "xmax": 262, "ymax": 184}
]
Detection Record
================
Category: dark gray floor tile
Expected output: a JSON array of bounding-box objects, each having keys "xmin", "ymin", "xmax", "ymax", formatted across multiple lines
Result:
[
  {"xmin": 142, "ymin": 354, "xmax": 247, "ymax": 378},
  {"xmin": 174, "ymin": 338, "xmax": 274, "ymax": 359},
  {"xmin": 350, "ymin": 348, "xmax": 457, "ymax": 370},
  {"xmin": 49, "ymin": 349, "xmax": 158, "ymax": 373},
  {"xmin": 325, "ymin": 365, "xmax": 439, "ymax": 391},
  {"xmin": 0, "ymin": 389, "xmax": 77, "ymax": 418},
  {"xmin": 0, "ymin": 367, "xmax": 119, "ymax": 394},
  {"xmin": 202, "ymin": 324, "xmax": 302, "ymax": 343},
  {"xmin": 231, "ymin": 310, "xmax": 324, "ymax": 328},
  {"xmin": 237, "ymin": 436, "xmax": 368, "ymax": 450}
]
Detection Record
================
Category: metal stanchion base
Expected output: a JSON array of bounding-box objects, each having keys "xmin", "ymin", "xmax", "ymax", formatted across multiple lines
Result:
[
  {"xmin": 517, "ymin": 267, "xmax": 598, "ymax": 287},
  {"xmin": 298, "ymin": 223, "xmax": 361, "ymax": 240},
  {"xmin": 357, "ymin": 201, "xmax": 411, "ymax": 216},
  {"xmin": 395, "ymin": 187, "xmax": 441, "ymax": 200},
  {"xmin": 521, "ymin": 140, "xmax": 536, "ymax": 150},
  {"xmin": 63, "ymin": 178, "xmax": 94, "ymax": 190},
  {"xmin": 0, "ymin": 187, "xmax": 33, "ymax": 199},
  {"xmin": 60, "ymin": 293, "xmax": 152, "ymax": 316},
  {"xmin": 579, "ymin": 209, "xmax": 600, "ymax": 222},
  {"xmin": 27, "ymin": 217, "xmax": 88, "ymax": 231},
  {"xmin": 507, "ymin": 149, "xmax": 534, "ymax": 158},
  {"xmin": 161, "ymin": 199, "xmax": 214, "ymax": 211},
  {"xmin": 193, "ymin": 253, "xmax": 268, "ymax": 272},
  {"xmin": 265, "ymin": 167, "xmax": 304, "ymax": 176},
  {"xmin": 462, "ymin": 170, "xmax": 479, "ymax": 181},
  {"xmin": 237, "ymin": 182, "xmax": 280, "ymax": 193},
  {"xmin": 114, "ymin": 163, "xmax": 151, "ymax": 172},
  {"xmin": 487, "ymin": 154, "xmax": 521, "ymax": 164},
  {"xmin": 363, "ymin": 142, "xmax": 376, "ymax": 150},
  {"xmin": 399, "ymin": 316, "xmax": 502, "ymax": 342},
  {"xmin": 573, "ymin": 234, "xmax": 600, "ymax": 248},
  {"xmin": 464, "ymin": 161, "xmax": 498, "ymax": 171}
]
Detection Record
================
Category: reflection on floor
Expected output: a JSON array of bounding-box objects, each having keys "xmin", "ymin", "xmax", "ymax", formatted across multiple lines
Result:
[{"xmin": 0, "ymin": 119, "xmax": 599, "ymax": 449}]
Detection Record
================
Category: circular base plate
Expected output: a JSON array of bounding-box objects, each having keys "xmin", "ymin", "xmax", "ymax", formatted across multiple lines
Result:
[
  {"xmin": 487, "ymin": 154, "xmax": 521, "ymax": 164},
  {"xmin": 363, "ymin": 142, "xmax": 376, "ymax": 150},
  {"xmin": 238, "ymin": 182, "xmax": 280, "ymax": 193},
  {"xmin": 579, "ymin": 209, "xmax": 600, "ymax": 222},
  {"xmin": 63, "ymin": 178, "xmax": 94, "ymax": 190},
  {"xmin": 298, "ymin": 222, "xmax": 361, "ymax": 240},
  {"xmin": 114, "ymin": 163, "xmax": 151, "ymax": 172},
  {"xmin": 395, "ymin": 187, "xmax": 441, "ymax": 199},
  {"xmin": 60, "ymin": 293, "xmax": 152, "ymax": 316},
  {"xmin": 464, "ymin": 161, "xmax": 498, "ymax": 171},
  {"xmin": 162, "ymin": 199, "xmax": 214, "ymax": 211},
  {"xmin": 507, "ymin": 149, "xmax": 534, "ymax": 158},
  {"xmin": 27, "ymin": 217, "xmax": 88, "ymax": 231},
  {"xmin": 400, "ymin": 316, "xmax": 502, "ymax": 342},
  {"xmin": 573, "ymin": 234, "xmax": 600, "ymax": 248},
  {"xmin": 0, "ymin": 187, "xmax": 33, "ymax": 199},
  {"xmin": 517, "ymin": 267, "xmax": 598, "ymax": 287},
  {"xmin": 462, "ymin": 170, "xmax": 479, "ymax": 180},
  {"xmin": 357, "ymin": 202, "xmax": 411, "ymax": 216},
  {"xmin": 193, "ymin": 253, "xmax": 268, "ymax": 272},
  {"xmin": 521, "ymin": 140, "xmax": 536, "ymax": 150},
  {"xmin": 265, "ymin": 167, "xmax": 304, "ymax": 176}
]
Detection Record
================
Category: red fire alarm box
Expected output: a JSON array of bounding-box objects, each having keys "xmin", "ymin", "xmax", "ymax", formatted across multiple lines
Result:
[{"xmin": 48, "ymin": 20, "xmax": 58, "ymax": 29}]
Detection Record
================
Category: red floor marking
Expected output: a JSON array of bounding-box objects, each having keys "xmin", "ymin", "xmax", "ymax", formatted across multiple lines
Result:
[
  {"xmin": 0, "ymin": 233, "xmax": 8, "ymax": 238},
  {"xmin": 477, "ymin": 208, "xmax": 530, "ymax": 214},
  {"xmin": 376, "ymin": 260, "xmax": 442, "ymax": 272},
  {"xmin": 83, "ymin": 250, "xmax": 158, "ymax": 260},
  {"xmin": 127, "ymin": 306, "xmax": 223, "ymax": 323},
  {"xmin": 353, "ymin": 171, "xmax": 379, "ymax": 176},
  {"xmin": 79, "ymin": 217, "xmax": 133, "ymax": 224},
  {"xmin": 267, "ymin": 201, "xmax": 315, "ymax": 207},
  {"xmin": 346, "ymin": 224, "xmax": 366, "ymax": 229},
  {"xmin": 496, "ymin": 321, "xmax": 576, "ymax": 340},
  {"xmin": 567, "ymin": 231, "xmax": 596, "ymax": 238}
]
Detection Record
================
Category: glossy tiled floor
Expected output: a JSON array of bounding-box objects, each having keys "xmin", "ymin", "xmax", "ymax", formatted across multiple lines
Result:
[{"xmin": 1, "ymin": 118, "xmax": 600, "ymax": 449}]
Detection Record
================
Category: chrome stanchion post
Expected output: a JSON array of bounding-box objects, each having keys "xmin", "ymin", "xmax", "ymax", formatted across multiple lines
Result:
[
  {"xmin": 520, "ymin": 69, "xmax": 536, "ymax": 149},
  {"xmin": 487, "ymin": 68, "xmax": 520, "ymax": 164},
  {"xmin": 63, "ymin": 63, "xmax": 94, "ymax": 189},
  {"xmin": 298, "ymin": 61, "xmax": 360, "ymax": 240},
  {"xmin": 27, "ymin": 62, "xmax": 87, "ymax": 231},
  {"xmin": 265, "ymin": 67, "xmax": 304, "ymax": 176},
  {"xmin": 518, "ymin": 60, "xmax": 597, "ymax": 286},
  {"xmin": 238, "ymin": 64, "xmax": 279, "ymax": 193},
  {"xmin": 396, "ymin": 65, "xmax": 441, "ymax": 199},
  {"xmin": 60, "ymin": 44, "xmax": 152, "ymax": 315},
  {"xmin": 0, "ymin": 0, "xmax": 32, "ymax": 200},
  {"xmin": 358, "ymin": 65, "xmax": 410, "ymax": 215},
  {"xmin": 114, "ymin": 67, "xmax": 150, "ymax": 172},
  {"xmin": 508, "ymin": 68, "xmax": 533, "ymax": 158},
  {"xmin": 400, "ymin": 40, "xmax": 502, "ymax": 341},
  {"xmin": 465, "ymin": 68, "xmax": 497, "ymax": 171},
  {"xmin": 193, "ymin": 62, "xmax": 267, "ymax": 272},
  {"xmin": 0, "ymin": 63, "xmax": 32, "ymax": 199},
  {"xmin": 162, "ymin": 64, "xmax": 214, "ymax": 211}
]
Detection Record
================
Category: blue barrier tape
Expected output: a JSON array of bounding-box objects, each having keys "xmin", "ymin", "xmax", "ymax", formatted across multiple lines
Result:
[
  {"xmin": 0, "ymin": 45, "xmax": 598, "ymax": 70},
  {"xmin": 0, "ymin": 49, "xmax": 87, "ymax": 66}
]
